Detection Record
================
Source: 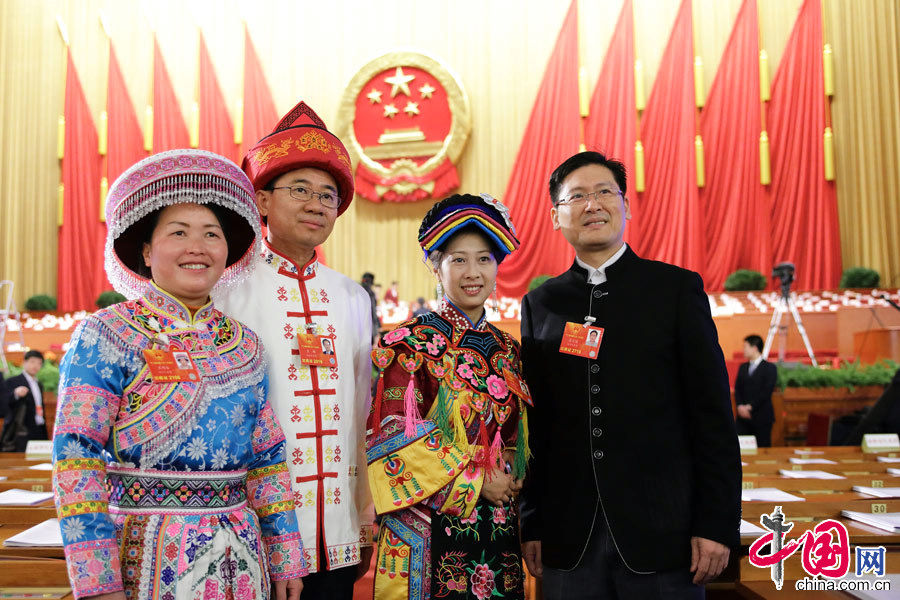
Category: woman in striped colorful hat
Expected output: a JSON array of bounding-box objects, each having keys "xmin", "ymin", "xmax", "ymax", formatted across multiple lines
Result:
[{"xmin": 366, "ymin": 193, "xmax": 530, "ymax": 600}]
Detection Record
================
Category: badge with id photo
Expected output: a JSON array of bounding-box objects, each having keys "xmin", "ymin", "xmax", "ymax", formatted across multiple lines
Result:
[
  {"xmin": 502, "ymin": 367, "xmax": 533, "ymax": 406},
  {"xmin": 559, "ymin": 322, "xmax": 604, "ymax": 358},
  {"xmin": 298, "ymin": 333, "xmax": 338, "ymax": 367},
  {"xmin": 143, "ymin": 349, "xmax": 201, "ymax": 382}
]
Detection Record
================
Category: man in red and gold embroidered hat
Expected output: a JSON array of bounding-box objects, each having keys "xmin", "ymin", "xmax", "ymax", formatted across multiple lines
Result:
[{"xmin": 217, "ymin": 101, "xmax": 374, "ymax": 600}]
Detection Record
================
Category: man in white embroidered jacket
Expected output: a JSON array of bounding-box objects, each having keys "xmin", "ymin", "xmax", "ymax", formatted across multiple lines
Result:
[{"xmin": 217, "ymin": 101, "xmax": 374, "ymax": 599}]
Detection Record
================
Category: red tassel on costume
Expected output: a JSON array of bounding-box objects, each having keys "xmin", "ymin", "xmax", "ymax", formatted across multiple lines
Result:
[
  {"xmin": 403, "ymin": 372, "xmax": 420, "ymax": 438},
  {"xmin": 489, "ymin": 429, "xmax": 503, "ymax": 471},
  {"xmin": 372, "ymin": 373, "xmax": 385, "ymax": 435}
]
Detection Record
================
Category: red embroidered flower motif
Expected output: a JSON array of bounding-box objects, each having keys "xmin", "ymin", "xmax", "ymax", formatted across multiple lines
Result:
[
  {"xmin": 485, "ymin": 374, "xmax": 508, "ymax": 400},
  {"xmin": 492, "ymin": 506, "xmax": 507, "ymax": 524},
  {"xmin": 460, "ymin": 509, "xmax": 478, "ymax": 525},
  {"xmin": 383, "ymin": 327, "xmax": 411, "ymax": 345},
  {"xmin": 470, "ymin": 563, "xmax": 497, "ymax": 600}
]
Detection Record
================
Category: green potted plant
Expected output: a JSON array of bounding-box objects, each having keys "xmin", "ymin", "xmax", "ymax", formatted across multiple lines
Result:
[
  {"xmin": 528, "ymin": 275, "xmax": 552, "ymax": 292},
  {"xmin": 839, "ymin": 267, "xmax": 880, "ymax": 289},
  {"xmin": 96, "ymin": 290, "xmax": 127, "ymax": 309},
  {"xmin": 724, "ymin": 269, "xmax": 766, "ymax": 291},
  {"xmin": 24, "ymin": 294, "xmax": 57, "ymax": 316}
]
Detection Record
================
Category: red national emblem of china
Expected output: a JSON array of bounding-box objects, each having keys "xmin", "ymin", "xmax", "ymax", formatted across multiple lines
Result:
[{"xmin": 336, "ymin": 51, "xmax": 471, "ymax": 203}]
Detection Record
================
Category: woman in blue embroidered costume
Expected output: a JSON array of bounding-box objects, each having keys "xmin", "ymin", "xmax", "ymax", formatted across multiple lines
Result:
[
  {"xmin": 366, "ymin": 194, "xmax": 530, "ymax": 600},
  {"xmin": 52, "ymin": 149, "xmax": 304, "ymax": 600}
]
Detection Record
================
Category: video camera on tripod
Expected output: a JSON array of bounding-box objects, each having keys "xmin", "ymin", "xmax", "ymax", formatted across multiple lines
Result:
[{"xmin": 763, "ymin": 262, "xmax": 818, "ymax": 366}]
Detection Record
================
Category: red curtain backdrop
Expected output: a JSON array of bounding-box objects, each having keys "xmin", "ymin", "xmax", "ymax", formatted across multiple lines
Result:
[
  {"xmin": 767, "ymin": 0, "xmax": 841, "ymax": 289},
  {"xmin": 240, "ymin": 24, "xmax": 279, "ymax": 158},
  {"xmin": 58, "ymin": 53, "xmax": 104, "ymax": 312},
  {"xmin": 632, "ymin": 0, "xmax": 705, "ymax": 275},
  {"xmin": 199, "ymin": 33, "xmax": 238, "ymax": 163},
  {"xmin": 153, "ymin": 36, "xmax": 190, "ymax": 152},
  {"xmin": 583, "ymin": 0, "xmax": 636, "ymax": 245},
  {"xmin": 496, "ymin": 0, "xmax": 580, "ymax": 298},
  {"xmin": 107, "ymin": 45, "xmax": 147, "ymax": 186},
  {"xmin": 699, "ymin": 0, "xmax": 771, "ymax": 290}
]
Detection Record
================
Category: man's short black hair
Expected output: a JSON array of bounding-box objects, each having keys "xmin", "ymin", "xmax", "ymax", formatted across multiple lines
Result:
[
  {"xmin": 744, "ymin": 335, "xmax": 764, "ymax": 353},
  {"xmin": 23, "ymin": 350, "xmax": 44, "ymax": 362},
  {"xmin": 548, "ymin": 151, "xmax": 628, "ymax": 205}
]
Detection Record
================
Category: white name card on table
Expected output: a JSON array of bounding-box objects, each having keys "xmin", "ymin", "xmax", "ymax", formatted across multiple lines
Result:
[
  {"xmin": 742, "ymin": 487, "xmax": 806, "ymax": 502},
  {"xmin": 778, "ymin": 469, "xmax": 846, "ymax": 480},
  {"xmin": 738, "ymin": 435, "xmax": 758, "ymax": 454},
  {"xmin": 863, "ymin": 433, "xmax": 900, "ymax": 453},
  {"xmin": 25, "ymin": 440, "xmax": 52, "ymax": 458},
  {"xmin": 852, "ymin": 486, "xmax": 900, "ymax": 499},
  {"xmin": 877, "ymin": 456, "xmax": 900, "ymax": 463},
  {"xmin": 0, "ymin": 488, "xmax": 54, "ymax": 505},
  {"xmin": 789, "ymin": 457, "xmax": 837, "ymax": 465},
  {"xmin": 27, "ymin": 462, "xmax": 54, "ymax": 471},
  {"xmin": 740, "ymin": 519, "xmax": 767, "ymax": 535},
  {"xmin": 2, "ymin": 518, "xmax": 63, "ymax": 547}
]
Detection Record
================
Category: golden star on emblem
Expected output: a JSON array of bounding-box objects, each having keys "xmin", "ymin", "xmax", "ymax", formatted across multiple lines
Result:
[
  {"xmin": 419, "ymin": 83, "xmax": 436, "ymax": 99},
  {"xmin": 403, "ymin": 102, "xmax": 420, "ymax": 116},
  {"xmin": 367, "ymin": 88, "xmax": 382, "ymax": 104},
  {"xmin": 384, "ymin": 67, "xmax": 415, "ymax": 97},
  {"xmin": 383, "ymin": 104, "xmax": 399, "ymax": 118}
]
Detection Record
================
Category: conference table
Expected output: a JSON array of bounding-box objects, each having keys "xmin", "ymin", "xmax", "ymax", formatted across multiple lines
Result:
[{"xmin": 3, "ymin": 449, "xmax": 900, "ymax": 599}]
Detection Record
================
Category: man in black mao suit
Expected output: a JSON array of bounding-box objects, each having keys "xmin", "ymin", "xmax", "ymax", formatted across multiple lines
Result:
[
  {"xmin": 518, "ymin": 152, "xmax": 741, "ymax": 599},
  {"xmin": 734, "ymin": 334, "xmax": 777, "ymax": 447},
  {"xmin": 0, "ymin": 350, "xmax": 48, "ymax": 452}
]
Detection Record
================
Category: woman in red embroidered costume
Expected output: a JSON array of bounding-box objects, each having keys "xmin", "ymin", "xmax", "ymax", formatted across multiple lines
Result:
[
  {"xmin": 366, "ymin": 194, "xmax": 531, "ymax": 600},
  {"xmin": 51, "ymin": 150, "xmax": 304, "ymax": 600}
]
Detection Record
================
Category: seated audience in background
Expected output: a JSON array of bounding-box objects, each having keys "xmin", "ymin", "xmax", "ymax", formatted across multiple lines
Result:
[
  {"xmin": 411, "ymin": 297, "xmax": 430, "ymax": 317},
  {"xmin": 0, "ymin": 368, "xmax": 9, "ymax": 420},
  {"xmin": 0, "ymin": 350, "xmax": 47, "ymax": 452},
  {"xmin": 383, "ymin": 281, "xmax": 399, "ymax": 305},
  {"xmin": 734, "ymin": 334, "xmax": 777, "ymax": 447},
  {"xmin": 361, "ymin": 272, "xmax": 381, "ymax": 336}
]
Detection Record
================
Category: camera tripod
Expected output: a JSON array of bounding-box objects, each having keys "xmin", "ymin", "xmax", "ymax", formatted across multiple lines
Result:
[{"xmin": 763, "ymin": 288, "xmax": 818, "ymax": 367}]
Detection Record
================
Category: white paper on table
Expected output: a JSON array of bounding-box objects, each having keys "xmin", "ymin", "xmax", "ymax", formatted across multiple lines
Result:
[
  {"xmin": 778, "ymin": 469, "xmax": 845, "ymax": 479},
  {"xmin": 841, "ymin": 510, "xmax": 900, "ymax": 533},
  {"xmin": 27, "ymin": 462, "xmax": 54, "ymax": 471},
  {"xmin": 794, "ymin": 449, "xmax": 825, "ymax": 454},
  {"xmin": 740, "ymin": 519, "xmax": 767, "ymax": 535},
  {"xmin": 3, "ymin": 518, "xmax": 63, "ymax": 547},
  {"xmin": 789, "ymin": 457, "xmax": 837, "ymax": 465},
  {"xmin": 852, "ymin": 486, "xmax": 900, "ymax": 498},
  {"xmin": 742, "ymin": 487, "xmax": 806, "ymax": 502},
  {"xmin": 876, "ymin": 456, "xmax": 900, "ymax": 463},
  {"xmin": 0, "ymin": 476, "xmax": 6, "ymax": 481},
  {"xmin": 0, "ymin": 488, "xmax": 54, "ymax": 505},
  {"xmin": 741, "ymin": 462, "xmax": 748, "ymax": 466},
  {"xmin": 887, "ymin": 467, "xmax": 900, "ymax": 476}
]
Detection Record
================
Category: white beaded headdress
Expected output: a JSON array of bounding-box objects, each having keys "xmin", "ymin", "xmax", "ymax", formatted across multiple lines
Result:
[{"xmin": 105, "ymin": 149, "xmax": 261, "ymax": 299}]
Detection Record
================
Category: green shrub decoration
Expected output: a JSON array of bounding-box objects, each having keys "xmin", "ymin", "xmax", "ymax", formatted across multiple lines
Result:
[
  {"xmin": 96, "ymin": 290, "xmax": 127, "ymax": 309},
  {"xmin": 724, "ymin": 269, "xmax": 766, "ymax": 291},
  {"xmin": 839, "ymin": 267, "xmax": 880, "ymax": 289},
  {"xmin": 5, "ymin": 360, "xmax": 61, "ymax": 393},
  {"xmin": 528, "ymin": 275, "xmax": 552, "ymax": 292},
  {"xmin": 777, "ymin": 360, "xmax": 898, "ymax": 391},
  {"xmin": 24, "ymin": 294, "xmax": 57, "ymax": 311}
]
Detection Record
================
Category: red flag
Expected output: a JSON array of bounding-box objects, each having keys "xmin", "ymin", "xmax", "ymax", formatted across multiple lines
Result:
[
  {"xmin": 107, "ymin": 45, "xmax": 147, "ymax": 185},
  {"xmin": 632, "ymin": 0, "xmax": 705, "ymax": 274},
  {"xmin": 583, "ymin": 0, "xmax": 636, "ymax": 243},
  {"xmin": 768, "ymin": 0, "xmax": 841, "ymax": 289},
  {"xmin": 58, "ymin": 53, "xmax": 104, "ymax": 312},
  {"xmin": 240, "ymin": 25, "xmax": 278, "ymax": 157},
  {"xmin": 496, "ymin": 1, "xmax": 580, "ymax": 298},
  {"xmin": 700, "ymin": 0, "xmax": 771, "ymax": 290},
  {"xmin": 153, "ymin": 36, "xmax": 190, "ymax": 152},
  {"xmin": 199, "ymin": 33, "xmax": 238, "ymax": 162}
]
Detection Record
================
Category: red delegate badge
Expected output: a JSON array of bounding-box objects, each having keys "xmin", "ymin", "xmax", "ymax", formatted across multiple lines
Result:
[
  {"xmin": 559, "ymin": 322, "xmax": 604, "ymax": 358},
  {"xmin": 502, "ymin": 367, "xmax": 533, "ymax": 406},
  {"xmin": 298, "ymin": 333, "xmax": 338, "ymax": 367},
  {"xmin": 143, "ymin": 349, "xmax": 200, "ymax": 382}
]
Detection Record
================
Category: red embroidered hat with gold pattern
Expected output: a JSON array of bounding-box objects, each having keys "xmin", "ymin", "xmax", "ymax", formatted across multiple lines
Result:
[{"xmin": 242, "ymin": 101, "xmax": 355, "ymax": 216}]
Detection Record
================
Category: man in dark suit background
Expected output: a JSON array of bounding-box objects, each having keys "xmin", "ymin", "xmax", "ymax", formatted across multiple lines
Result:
[
  {"xmin": 518, "ymin": 151, "xmax": 741, "ymax": 599},
  {"xmin": 0, "ymin": 350, "xmax": 48, "ymax": 452},
  {"xmin": 734, "ymin": 334, "xmax": 777, "ymax": 447}
]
